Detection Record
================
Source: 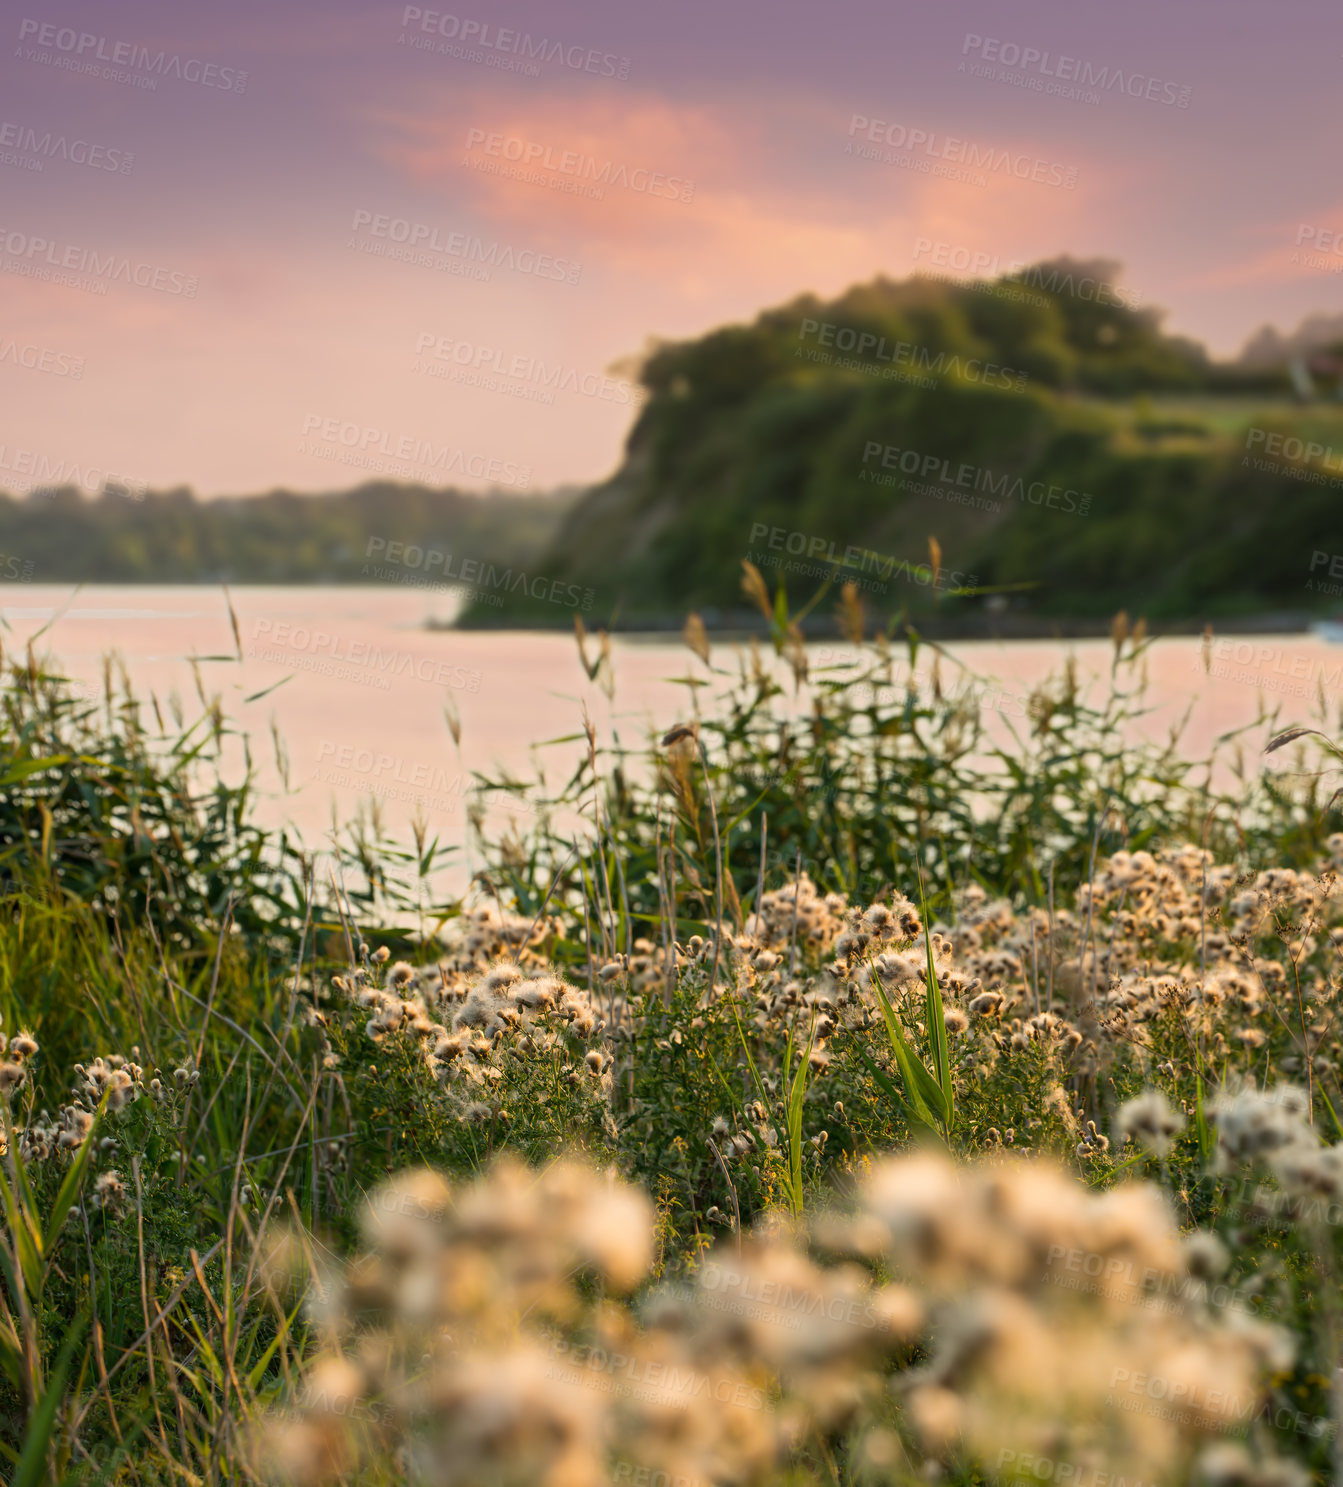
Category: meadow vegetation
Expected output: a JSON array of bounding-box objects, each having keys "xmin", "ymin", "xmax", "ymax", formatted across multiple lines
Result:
[{"xmin": 1, "ymin": 594, "xmax": 1342, "ymax": 1485}]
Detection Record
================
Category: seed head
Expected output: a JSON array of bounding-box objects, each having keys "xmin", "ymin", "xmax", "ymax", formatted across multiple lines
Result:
[
  {"xmin": 93, "ymin": 1171, "xmax": 125, "ymax": 1214},
  {"xmin": 1118, "ymin": 1090, "xmax": 1186, "ymax": 1158},
  {"xmin": 9, "ymin": 1032, "xmax": 38, "ymax": 1060}
]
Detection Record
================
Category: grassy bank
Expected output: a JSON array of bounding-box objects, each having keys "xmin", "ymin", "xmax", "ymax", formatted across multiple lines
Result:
[{"xmin": 0, "ymin": 617, "xmax": 1341, "ymax": 1484}]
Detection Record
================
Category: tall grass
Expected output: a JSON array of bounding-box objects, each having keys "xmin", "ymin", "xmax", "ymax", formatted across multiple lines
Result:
[
  {"xmin": 475, "ymin": 596, "xmax": 1341, "ymax": 967},
  {"xmin": 0, "ymin": 607, "xmax": 1339, "ymax": 1484}
]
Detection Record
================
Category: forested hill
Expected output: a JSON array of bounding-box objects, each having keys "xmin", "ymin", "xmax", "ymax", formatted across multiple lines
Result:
[{"xmin": 458, "ymin": 257, "xmax": 1341, "ymax": 630}]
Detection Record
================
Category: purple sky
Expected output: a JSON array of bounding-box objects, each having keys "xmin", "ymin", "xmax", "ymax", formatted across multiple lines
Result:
[{"xmin": 2, "ymin": 0, "xmax": 1339, "ymax": 497}]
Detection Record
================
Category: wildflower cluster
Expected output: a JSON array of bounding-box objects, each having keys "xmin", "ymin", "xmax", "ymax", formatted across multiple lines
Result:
[
  {"xmin": 742, "ymin": 873, "xmax": 853, "ymax": 953},
  {"xmin": 0, "ymin": 1024, "xmax": 40, "ymax": 1101},
  {"xmin": 317, "ymin": 950, "xmax": 610, "ymax": 1108},
  {"xmin": 256, "ymin": 1154, "xmax": 920, "ymax": 1486},
  {"xmin": 292, "ymin": 919, "xmax": 618, "ymax": 1192},
  {"xmin": 0, "ymin": 1034, "xmax": 198, "ymax": 1176},
  {"xmin": 833, "ymin": 1151, "xmax": 1297, "ymax": 1485},
  {"xmin": 259, "ymin": 1150, "xmax": 1303, "ymax": 1487}
]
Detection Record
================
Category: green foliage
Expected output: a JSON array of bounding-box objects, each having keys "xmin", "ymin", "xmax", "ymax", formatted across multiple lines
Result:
[
  {"xmin": 460, "ymin": 263, "xmax": 1342, "ymax": 627},
  {"xmin": 472, "ymin": 625, "xmax": 1342, "ymax": 955},
  {"xmin": 0, "ymin": 636, "xmax": 1341, "ymax": 1481},
  {"xmin": 0, "ymin": 650, "xmax": 484, "ymax": 971}
]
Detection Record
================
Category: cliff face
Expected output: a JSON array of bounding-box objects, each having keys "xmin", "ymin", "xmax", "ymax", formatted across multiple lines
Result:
[{"xmin": 458, "ymin": 264, "xmax": 1338, "ymax": 629}]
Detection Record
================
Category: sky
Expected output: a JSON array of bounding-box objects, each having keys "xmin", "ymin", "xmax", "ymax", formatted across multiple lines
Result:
[{"xmin": 2, "ymin": 0, "xmax": 1341, "ymax": 499}]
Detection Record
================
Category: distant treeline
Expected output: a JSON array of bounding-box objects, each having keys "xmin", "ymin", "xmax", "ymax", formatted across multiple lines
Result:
[{"xmin": 0, "ymin": 481, "xmax": 576, "ymax": 584}]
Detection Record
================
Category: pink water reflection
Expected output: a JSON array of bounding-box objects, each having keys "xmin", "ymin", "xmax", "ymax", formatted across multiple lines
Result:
[{"xmin": 3, "ymin": 585, "xmax": 1339, "ymax": 893}]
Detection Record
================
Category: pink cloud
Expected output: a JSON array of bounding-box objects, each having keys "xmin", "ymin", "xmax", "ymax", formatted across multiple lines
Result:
[
  {"xmin": 1189, "ymin": 210, "xmax": 1343, "ymax": 292},
  {"xmin": 363, "ymin": 83, "xmax": 1102, "ymax": 303}
]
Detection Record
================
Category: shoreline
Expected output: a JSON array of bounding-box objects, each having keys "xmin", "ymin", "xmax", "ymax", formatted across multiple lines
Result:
[
  {"xmin": 446, "ymin": 608, "xmax": 1332, "ymax": 641},
  {"xmin": 0, "ymin": 583, "xmax": 1334, "ymax": 643}
]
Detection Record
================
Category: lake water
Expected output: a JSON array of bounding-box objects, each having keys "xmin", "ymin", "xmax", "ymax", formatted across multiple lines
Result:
[{"xmin": 3, "ymin": 584, "xmax": 1340, "ymax": 892}]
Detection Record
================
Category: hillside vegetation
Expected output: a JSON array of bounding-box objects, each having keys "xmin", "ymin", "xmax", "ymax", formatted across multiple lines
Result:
[{"xmin": 459, "ymin": 258, "xmax": 1342, "ymax": 629}]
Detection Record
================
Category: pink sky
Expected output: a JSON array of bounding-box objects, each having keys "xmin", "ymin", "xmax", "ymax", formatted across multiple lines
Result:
[{"xmin": 2, "ymin": 0, "xmax": 1340, "ymax": 497}]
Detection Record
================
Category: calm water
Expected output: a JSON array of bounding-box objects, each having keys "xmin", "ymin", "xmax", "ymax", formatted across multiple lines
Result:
[{"xmin": 3, "ymin": 584, "xmax": 1339, "ymax": 890}]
